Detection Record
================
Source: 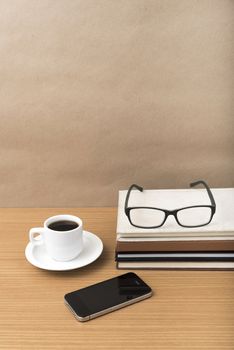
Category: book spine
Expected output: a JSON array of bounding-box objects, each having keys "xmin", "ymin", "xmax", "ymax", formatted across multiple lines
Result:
[
  {"xmin": 116, "ymin": 256, "xmax": 234, "ymax": 262},
  {"xmin": 116, "ymin": 240, "xmax": 234, "ymax": 252},
  {"xmin": 116, "ymin": 263, "xmax": 234, "ymax": 271},
  {"xmin": 116, "ymin": 252, "xmax": 234, "ymax": 262}
]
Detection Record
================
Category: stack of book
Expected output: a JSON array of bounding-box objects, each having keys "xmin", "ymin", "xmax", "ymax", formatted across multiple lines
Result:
[{"xmin": 115, "ymin": 187, "xmax": 234, "ymax": 269}]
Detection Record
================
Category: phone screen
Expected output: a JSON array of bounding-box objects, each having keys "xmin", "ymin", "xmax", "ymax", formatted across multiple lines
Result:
[{"xmin": 64, "ymin": 272, "xmax": 152, "ymax": 319}]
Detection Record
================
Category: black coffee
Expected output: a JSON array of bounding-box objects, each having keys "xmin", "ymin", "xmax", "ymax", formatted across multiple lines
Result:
[{"xmin": 48, "ymin": 220, "xmax": 79, "ymax": 232}]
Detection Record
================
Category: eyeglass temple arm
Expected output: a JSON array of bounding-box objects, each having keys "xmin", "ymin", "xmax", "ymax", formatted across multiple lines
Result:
[
  {"xmin": 190, "ymin": 180, "xmax": 216, "ymax": 210},
  {"xmin": 124, "ymin": 184, "xmax": 143, "ymax": 212}
]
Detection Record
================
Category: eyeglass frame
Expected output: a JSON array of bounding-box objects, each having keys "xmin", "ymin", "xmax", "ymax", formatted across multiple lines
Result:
[{"xmin": 124, "ymin": 180, "xmax": 216, "ymax": 229}]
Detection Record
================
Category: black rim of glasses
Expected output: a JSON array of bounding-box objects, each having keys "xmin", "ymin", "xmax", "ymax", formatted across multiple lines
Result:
[{"xmin": 124, "ymin": 180, "xmax": 216, "ymax": 229}]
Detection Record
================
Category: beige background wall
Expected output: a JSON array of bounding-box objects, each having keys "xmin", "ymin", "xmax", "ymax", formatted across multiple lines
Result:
[{"xmin": 0, "ymin": 0, "xmax": 233, "ymax": 207}]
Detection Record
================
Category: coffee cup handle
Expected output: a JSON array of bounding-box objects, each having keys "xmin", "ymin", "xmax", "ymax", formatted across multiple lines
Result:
[{"xmin": 29, "ymin": 228, "xmax": 44, "ymax": 246}]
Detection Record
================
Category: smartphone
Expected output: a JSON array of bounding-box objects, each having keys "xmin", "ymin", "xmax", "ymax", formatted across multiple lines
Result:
[{"xmin": 64, "ymin": 272, "xmax": 152, "ymax": 322}]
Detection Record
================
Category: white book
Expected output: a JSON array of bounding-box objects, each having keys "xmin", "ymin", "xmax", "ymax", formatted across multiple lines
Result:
[
  {"xmin": 117, "ymin": 234, "xmax": 234, "ymax": 242},
  {"xmin": 117, "ymin": 261, "xmax": 234, "ymax": 270},
  {"xmin": 117, "ymin": 188, "xmax": 234, "ymax": 238}
]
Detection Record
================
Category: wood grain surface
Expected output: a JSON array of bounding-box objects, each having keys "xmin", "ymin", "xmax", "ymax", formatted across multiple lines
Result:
[{"xmin": 0, "ymin": 208, "xmax": 234, "ymax": 350}]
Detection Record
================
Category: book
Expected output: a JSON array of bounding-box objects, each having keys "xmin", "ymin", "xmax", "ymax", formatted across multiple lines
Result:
[
  {"xmin": 117, "ymin": 261, "xmax": 234, "ymax": 270},
  {"xmin": 116, "ymin": 239, "xmax": 234, "ymax": 252},
  {"xmin": 117, "ymin": 188, "xmax": 234, "ymax": 238},
  {"xmin": 116, "ymin": 252, "xmax": 234, "ymax": 261},
  {"xmin": 115, "ymin": 187, "xmax": 234, "ymax": 269}
]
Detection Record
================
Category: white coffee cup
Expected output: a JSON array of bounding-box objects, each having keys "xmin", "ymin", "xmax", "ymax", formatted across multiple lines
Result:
[{"xmin": 29, "ymin": 214, "xmax": 84, "ymax": 261}]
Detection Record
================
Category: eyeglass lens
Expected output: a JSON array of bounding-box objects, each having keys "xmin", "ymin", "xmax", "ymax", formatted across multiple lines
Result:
[{"xmin": 129, "ymin": 207, "xmax": 212, "ymax": 228}]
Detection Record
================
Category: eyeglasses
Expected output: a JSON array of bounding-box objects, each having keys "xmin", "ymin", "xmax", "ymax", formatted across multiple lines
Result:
[{"xmin": 124, "ymin": 180, "xmax": 216, "ymax": 229}]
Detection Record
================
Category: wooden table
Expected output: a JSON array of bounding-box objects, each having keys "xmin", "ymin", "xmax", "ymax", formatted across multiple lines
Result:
[{"xmin": 1, "ymin": 208, "xmax": 234, "ymax": 350}]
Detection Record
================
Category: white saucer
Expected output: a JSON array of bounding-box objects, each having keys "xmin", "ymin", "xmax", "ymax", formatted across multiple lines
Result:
[{"xmin": 25, "ymin": 231, "xmax": 103, "ymax": 271}]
